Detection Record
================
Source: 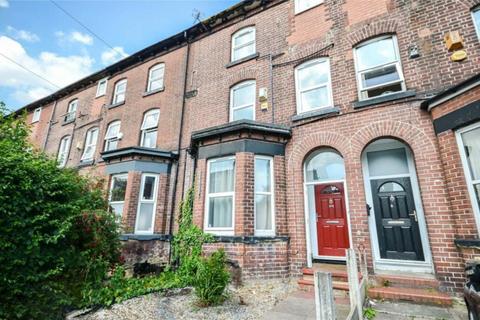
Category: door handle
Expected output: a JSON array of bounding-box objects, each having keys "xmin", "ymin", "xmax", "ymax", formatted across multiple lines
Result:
[
  {"xmin": 366, "ymin": 204, "xmax": 371, "ymax": 216},
  {"xmin": 409, "ymin": 210, "xmax": 418, "ymax": 222}
]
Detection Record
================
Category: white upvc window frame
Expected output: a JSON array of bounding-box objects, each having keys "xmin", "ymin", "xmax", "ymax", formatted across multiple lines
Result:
[
  {"xmin": 204, "ymin": 156, "xmax": 236, "ymax": 235},
  {"xmin": 254, "ymin": 155, "xmax": 275, "ymax": 236},
  {"xmin": 472, "ymin": 7, "xmax": 480, "ymax": 41},
  {"xmin": 81, "ymin": 127, "xmax": 99, "ymax": 161},
  {"xmin": 147, "ymin": 63, "xmax": 165, "ymax": 92},
  {"xmin": 108, "ymin": 173, "xmax": 128, "ymax": 221},
  {"xmin": 295, "ymin": 0, "xmax": 324, "ymax": 14},
  {"xmin": 353, "ymin": 35, "xmax": 406, "ymax": 101},
  {"xmin": 104, "ymin": 121, "xmax": 121, "ymax": 151},
  {"xmin": 140, "ymin": 109, "xmax": 160, "ymax": 148},
  {"xmin": 65, "ymin": 99, "xmax": 78, "ymax": 122},
  {"xmin": 231, "ymin": 27, "xmax": 256, "ymax": 62},
  {"xmin": 230, "ymin": 80, "xmax": 256, "ymax": 122},
  {"xmin": 112, "ymin": 79, "xmax": 127, "ymax": 104},
  {"xmin": 134, "ymin": 173, "xmax": 159, "ymax": 235},
  {"xmin": 32, "ymin": 107, "xmax": 42, "ymax": 123},
  {"xmin": 96, "ymin": 78, "xmax": 108, "ymax": 97},
  {"xmin": 456, "ymin": 121, "xmax": 480, "ymax": 237},
  {"xmin": 57, "ymin": 135, "xmax": 71, "ymax": 168},
  {"xmin": 295, "ymin": 58, "xmax": 334, "ymax": 114}
]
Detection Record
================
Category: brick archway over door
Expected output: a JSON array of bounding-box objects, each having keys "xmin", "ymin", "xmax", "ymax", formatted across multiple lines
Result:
[{"xmin": 349, "ymin": 120, "xmax": 463, "ymax": 292}]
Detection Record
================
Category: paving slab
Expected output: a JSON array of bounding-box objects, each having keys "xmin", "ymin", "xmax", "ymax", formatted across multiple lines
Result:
[{"xmin": 372, "ymin": 301, "xmax": 468, "ymax": 320}]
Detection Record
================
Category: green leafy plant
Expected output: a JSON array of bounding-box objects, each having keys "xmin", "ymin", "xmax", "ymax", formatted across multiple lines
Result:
[
  {"xmin": 171, "ymin": 187, "xmax": 213, "ymax": 285},
  {"xmin": 194, "ymin": 249, "xmax": 230, "ymax": 306},
  {"xmin": 363, "ymin": 307, "xmax": 377, "ymax": 320},
  {"xmin": 0, "ymin": 104, "xmax": 121, "ymax": 319}
]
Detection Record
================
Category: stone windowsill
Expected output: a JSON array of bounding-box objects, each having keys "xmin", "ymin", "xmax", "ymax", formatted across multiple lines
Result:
[
  {"xmin": 353, "ymin": 90, "xmax": 417, "ymax": 109},
  {"xmin": 62, "ymin": 118, "xmax": 75, "ymax": 126},
  {"xmin": 211, "ymin": 235, "xmax": 290, "ymax": 244},
  {"xmin": 107, "ymin": 101, "xmax": 125, "ymax": 109},
  {"xmin": 142, "ymin": 87, "xmax": 165, "ymax": 97},
  {"xmin": 454, "ymin": 238, "xmax": 480, "ymax": 249},
  {"xmin": 77, "ymin": 159, "xmax": 94, "ymax": 168},
  {"xmin": 225, "ymin": 52, "xmax": 259, "ymax": 68},
  {"xmin": 291, "ymin": 106, "xmax": 340, "ymax": 122}
]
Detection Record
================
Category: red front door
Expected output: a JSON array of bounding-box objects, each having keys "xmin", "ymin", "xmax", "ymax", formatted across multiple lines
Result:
[{"xmin": 314, "ymin": 183, "xmax": 350, "ymax": 257}]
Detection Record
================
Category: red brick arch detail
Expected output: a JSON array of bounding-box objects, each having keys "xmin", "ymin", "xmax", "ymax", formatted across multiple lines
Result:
[
  {"xmin": 347, "ymin": 20, "xmax": 399, "ymax": 47},
  {"xmin": 455, "ymin": 0, "xmax": 480, "ymax": 9},
  {"xmin": 227, "ymin": 69, "xmax": 258, "ymax": 88}
]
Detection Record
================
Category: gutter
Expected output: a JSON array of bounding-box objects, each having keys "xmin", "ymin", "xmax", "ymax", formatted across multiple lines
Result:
[{"xmin": 168, "ymin": 31, "xmax": 191, "ymax": 263}]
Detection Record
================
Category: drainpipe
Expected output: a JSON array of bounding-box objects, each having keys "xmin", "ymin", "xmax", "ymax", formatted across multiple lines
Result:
[
  {"xmin": 168, "ymin": 31, "xmax": 191, "ymax": 263},
  {"xmin": 42, "ymin": 100, "xmax": 57, "ymax": 151},
  {"xmin": 269, "ymin": 53, "xmax": 275, "ymax": 124}
]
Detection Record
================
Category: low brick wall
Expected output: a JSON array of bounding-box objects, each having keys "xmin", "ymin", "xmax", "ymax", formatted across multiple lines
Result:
[
  {"xmin": 203, "ymin": 237, "xmax": 290, "ymax": 280},
  {"xmin": 120, "ymin": 235, "xmax": 170, "ymax": 267}
]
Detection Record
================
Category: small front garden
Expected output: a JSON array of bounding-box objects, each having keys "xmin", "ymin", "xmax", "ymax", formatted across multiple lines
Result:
[{"xmin": 0, "ymin": 103, "xmax": 231, "ymax": 320}]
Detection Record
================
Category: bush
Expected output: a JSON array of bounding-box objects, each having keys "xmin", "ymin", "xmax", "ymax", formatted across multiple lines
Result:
[
  {"xmin": 0, "ymin": 104, "xmax": 121, "ymax": 319},
  {"xmin": 171, "ymin": 187, "xmax": 212, "ymax": 285},
  {"xmin": 193, "ymin": 249, "xmax": 230, "ymax": 306}
]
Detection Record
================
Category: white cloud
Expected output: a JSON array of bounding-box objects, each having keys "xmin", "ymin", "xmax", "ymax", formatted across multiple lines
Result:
[
  {"xmin": 101, "ymin": 46, "xmax": 128, "ymax": 65},
  {"xmin": 70, "ymin": 31, "xmax": 93, "ymax": 45},
  {"xmin": 55, "ymin": 30, "xmax": 93, "ymax": 46},
  {"xmin": 0, "ymin": 36, "xmax": 95, "ymax": 105},
  {"xmin": 5, "ymin": 26, "xmax": 40, "ymax": 42},
  {"xmin": 0, "ymin": 0, "xmax": 9, "ymax": 8}
]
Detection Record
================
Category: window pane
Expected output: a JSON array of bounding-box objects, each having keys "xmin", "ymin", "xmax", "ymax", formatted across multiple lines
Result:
[
  {"xmin": 234, "ymin": 30, "xmax": 254, "ymax": 47},
  {"xmin": 367, "ymin": 148, "xmax": 409, "ymax": 177},
  {"xmin": 115, "ymin": 92, "xmax": 125, "ymax": 103},
  {"xmin": 462, "ymin": 127, "xmax": 480, "ymax": 180},
  {"xmin": 356, "ymin": 38, "xmax": 397, "ymax": 71},
  {"xmin": 362, "ymin": 64, "xmax": 400, "ymax": 88},
  {"xmin": 301, "ymin": 86, "xmax": 329, "ymax": 111},
  {"xmin": 106, "ymin": 123, "xmax": 120, "ymax": 139},
  {"xmin": 97, "ymin": 81, "xmax": 106, "ymax": 96},
  {"xmin": 233, "ymin": 45, "xmax": 255, "ymax": 61},
  {"xmin": 111, "ymin": 176, "xmax": 127, "ymax": 202},
  {"xmin": 233, "ymin": 83, "xmax": 255, "ymax": 107},
  {"xmin": 110, "ymin": 203, "xmax": 124, "ymax": 217},
  {"xmin": 150, "ymin": 67, "xmax": 164, "ymax": 80},
  {"xmin": 106, "ymin": 139, "xmax": 117, "ymax": 151},
  {"xmin": 298, "ymin": 61, "xmax": 329, "ymax": 90},
  {"xmin": 379, "ymin": 182, "xmax": 405, "ymax": 192},
  {"xmin": 474, "ymin": 9, "xmax": 480, "ymax": 36},
  {"xmin": 142, "ymin": 176, "xmax": 156, "ymax": 200},
  {"xmin": 232, "ymin": 106, "xmax": 254, "ymax": 121},
  {"xmin": 137, "ymin": 203, "xmax": 154, "ymax": 231},
  {"xmin": 255, "ymin": 158, "xmax": 271, "ymax": 192},
  {"xmin": 209, "ymin": 159, "xmax": 235, "ymax": 193},
  {"xmin": 142, "ymin": 130, "xmax": 157, "ymax": 148},
  {"xmin": 474, "ymin": 183, "xmax": 480, "ymax": 208},
  {"xmin": 364, "ymin": 82, "xmax": 403, "ymax": 99},
  {"xmin": 305, "ymin": 149, "xmax": 345, "ymax": 182},
  {"xmin": 116, "ymin": 82, "xmax": 126, "ymax": 93},
  {"xmin": 149, "ymin": 79, "xmax": 163, "ymax": 91},
  {"xmin": 208, "ymin": 196, "xmax": 233, "ymax": 228},
  {"xmin": 142, "ymin": 111, "xmax": 159, "ymax": 129},
  {"xmin": 255, "ymin": 194, "xmax": 272, "ymax": 230}
]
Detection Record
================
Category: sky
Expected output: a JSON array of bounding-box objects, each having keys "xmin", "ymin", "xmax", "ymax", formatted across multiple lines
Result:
[{"xmin": 0, "ymin": 0, "xmax": 238, "ymax": 111}]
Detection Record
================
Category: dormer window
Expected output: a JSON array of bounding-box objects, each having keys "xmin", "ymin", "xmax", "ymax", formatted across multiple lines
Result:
[
  {"xmin": 147, "ymin": 64, "xmax": 165, "ymax": 92},
  {"xmin": 104, "ymin": 121, "xmax": 121, "ymax": 151},
  {"xmin": 65, "ymin": 99, "xmax": 78, "ymax": 123},
  {"xmin": 113, "ymin": 79, "xmax": 127, "ymax": 104},
  {"xmin": 231, "ymin": 27, "xmax": 256, "ymax": 62},
  {"xmin": 140, "ymin": 109, "xmax": 160, "ymax": 148}
]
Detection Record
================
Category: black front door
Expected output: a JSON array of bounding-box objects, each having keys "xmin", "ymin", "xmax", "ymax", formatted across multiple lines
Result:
[{"xmin": 370, "ymin": 177, "xmax": 424, "ymax": 261}]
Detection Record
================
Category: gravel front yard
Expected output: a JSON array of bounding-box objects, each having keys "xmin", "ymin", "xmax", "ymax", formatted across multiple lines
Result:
[{"xmin": 73, "ymin": 278, "xmax": 297, "ymax": 320}]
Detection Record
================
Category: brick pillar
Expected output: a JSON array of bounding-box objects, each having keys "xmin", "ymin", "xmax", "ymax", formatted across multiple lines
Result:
[
  {"xmin": 235, "ymin": 152, "xmax": 255, "ymax": 236},
  {"xmin": 122, "ymin": 171, "xmax": 141, "ymax": 233},
  {"xmin": 193, "ymin": 158, "xmax": 207, "ymax": 229},
  {"xmin": 154, "ymin": 172, "xmax": 169, "ymax": 234}
]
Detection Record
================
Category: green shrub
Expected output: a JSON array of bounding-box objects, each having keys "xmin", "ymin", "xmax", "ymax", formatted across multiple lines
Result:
[
  {"xmin": 0, "ymin": 104, "xmax": 121, "ymax": 319},
  {"xmin": 171, "ymin": 187, "xmax": 212, "ymax": 285},
  {"xmin": 194, "ymin": 249, "xmax": 230, "ymax": 306}
]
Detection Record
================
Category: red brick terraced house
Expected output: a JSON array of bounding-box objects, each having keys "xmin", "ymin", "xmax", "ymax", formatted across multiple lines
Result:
[{"xmin": 19, "ymin": 0, "xmax": 480, "ymax": 303}]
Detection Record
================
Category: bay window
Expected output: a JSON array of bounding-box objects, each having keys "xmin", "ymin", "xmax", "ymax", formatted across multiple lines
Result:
[
  {"xmin": 140, "ymin": 109, "xmax": 160, "ymax": 148},
  {"xmin": 135, "ymin": 173, "xmax": 159, "ymax": 234},
  {"xmin": 231, "ymin": 27, "xmax": 255, "ymax": 62},
  {"xmin": 104, "ymin": 121, "xmax": 121, "ymax": 151},
  {"xmin": 230, "ymin": 80, "xmax": 255, "ymax": 122},
  {"xmin": 457, "ymin": 122, "xmax": 480, "ymax": 233},
  {"xmin": 57, "ymin": 135, "xmax": 71, "ymax": 168},
  {"xmin": 295, "ymin": 58, "xmax": 333, "ymax": 113},
  {"xmin": 255, "ymin": 156, "xmax": 275, "ymax": 236},
  {"xmin": 205, "ymin": 157, "xmax": 235, "ymax": 234},
  {"xmin": 354, "ymin": 36, "xmax": 405, "ymax": 100},
  {"xmin": 109, "ymin": 174, "xmax": 127, "ymax": 220},
  {"xmin": 81, "ymin": 127, "xmax": 99, "ymax": 161}
]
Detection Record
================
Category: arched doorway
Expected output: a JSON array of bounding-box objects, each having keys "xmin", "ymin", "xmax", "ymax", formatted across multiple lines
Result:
[
  {"xmin": 362, "ymin": 138, "xmax": 433, "ymax": 273},
  {"xmin": 304, "ymin": 148, "xmax": 350, "ymax": 261}
]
